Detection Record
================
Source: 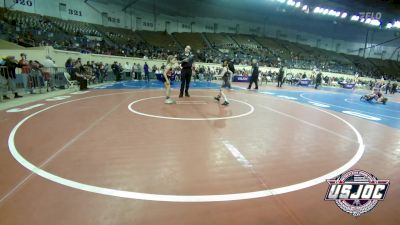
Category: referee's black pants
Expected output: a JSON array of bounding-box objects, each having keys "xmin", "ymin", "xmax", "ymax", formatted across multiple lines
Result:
[
  {"xmin": 180, "ymin": 68, "xmax": 192, "ymax": 96},
  {"xmin": 248, "ymin": 75, "xmax": 258, "ymax": 89}
]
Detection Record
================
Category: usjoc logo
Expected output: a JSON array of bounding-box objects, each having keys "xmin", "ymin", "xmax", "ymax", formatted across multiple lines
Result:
[{"xmin": 325, "ymin": 170, "xmax": 389, "ymax": 217}]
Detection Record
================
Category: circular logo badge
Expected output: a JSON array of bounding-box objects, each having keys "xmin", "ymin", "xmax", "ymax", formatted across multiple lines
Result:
[{"xmin": 325, "ymin": 169, "xmax": 389, "ymax": 217}]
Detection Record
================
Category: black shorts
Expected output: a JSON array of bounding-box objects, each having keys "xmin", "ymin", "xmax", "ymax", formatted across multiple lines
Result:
[{"xmin": 162, "ymin": 76, "xmax": 171, "ymax": 83}]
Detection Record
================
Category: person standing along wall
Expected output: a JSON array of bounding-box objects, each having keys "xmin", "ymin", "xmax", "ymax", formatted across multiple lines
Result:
[
  {"xmin": 277, "ymin": 66, "xmax": 284, "ymax": 88},
  {"xmin": 18, "ymin": 53, "xmax": 31, "ymax": 93},
  {"xmin": 136, "ymin": 63, "xmax": 142, "ymax": 80},
  {"xmin": 385, "ymin": 81, "xmax": 391, "ymax": 94},
  {"xmin": 248, "ymin": 59, "xmax": 259, "ymax": 90},
  {"xmin": 131, "ymin": 63, "xmax": 137, "ymax": 80},
  {"xmin": 144, "ymin": 62, "xmax": 150, "ymax": 83},
  {"xmin": 315, "ymin": 70, "xmax": 322, "ymax": 89},
  {"xmin": 70, "ymin": 60, "xmax": 88, "ymax": 91},
  {"xmin": 42, "ymin": 56, "xmax": 57, "ymax": 91},
  {"xmin": 179, "ymin": 45, "xmax": 194, "ymax": 98},
  {"xmin": 1, "ymin": 56, "xmax": 23, "ymax": 100},
  {"xmin": 111, "ymin": 61, "xmax": 121, "ymax": 81},
  {"xmin": 390, "ymin": 83, "xmax": 397, "ymax": 94},
  {"xmin": 124, "ymin": 62, "xmax": 131, "ymax": 80}
]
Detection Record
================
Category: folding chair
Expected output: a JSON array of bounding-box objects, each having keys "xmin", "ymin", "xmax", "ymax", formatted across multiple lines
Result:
[{"xmin": 63, "ymin": 72, "xmax": 79, "ymax": 90}]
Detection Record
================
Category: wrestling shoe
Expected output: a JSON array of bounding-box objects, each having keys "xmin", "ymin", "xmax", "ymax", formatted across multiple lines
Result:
[{"xmin": 164, "ymin": 98, "xmax": 175, "ymax": 104}]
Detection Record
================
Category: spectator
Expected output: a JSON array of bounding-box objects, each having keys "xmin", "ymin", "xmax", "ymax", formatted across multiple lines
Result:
[
  {"xmin": 111, "ymin": 61, "xmax": 121, "ymax": 81},
  {"xmin": 385, "ymin": 81, "xmax": 391, "ymax": 94},
  {"xmin": 1, "ymin": 56, "xmax": 23, "ymax": 100},
  {"xmin": 93, "ymin": 62, "xmax": 101, "ymax": 82},
  {"xmin": 65, "ymin": 58, "xmax": 74, "ymax": 74},
  {"xmin": 124, "ymin": 62, "xmax": 131, "ymax": 80},
  {"xmin": 70, "ymin": 60, "xmax": 88, "ymax": 90},
  {"xmin": 277, "ymin": 66, "xmax": 284, "ymax": 88},
  {"xmin": 18, "ymin": 53, "xmax": 31, "ymax": 93},
  {"xmin": 315, "ymin": 70, "xmax": 322, "ymax": 89},
  {"xmin": 42, "ymin": 56, "xmax": 57, "ymax": 91},
  {"xmin": 100, "ymin": 63, "xmax": 108, "ymax": 82},
  {"xmin": 136, "ymin": 63, "xmax": 141, "ymax": 80},
  {"xmin": 144, "ymin": 62, "xmax": 149, "ymax": 82},
  {"xmin": 390, "ymin": 83, "xmax": 397, "ymax": 94},
  {"xmin": 131, "ymin": 63, "xmax": 136, "ymax": 80},
  {"xmin": 29, "ymin": 60, "xmax": 44, "ymax": 93}
]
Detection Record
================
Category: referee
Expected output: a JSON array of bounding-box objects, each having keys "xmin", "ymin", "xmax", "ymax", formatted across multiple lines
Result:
[
  {"xmin": 247, "ymin": 59, "xmax": 259, "ymax": 90},
  {"xmin": 179, "ymin": 45, "xmax": 194, "ymax": 98}
]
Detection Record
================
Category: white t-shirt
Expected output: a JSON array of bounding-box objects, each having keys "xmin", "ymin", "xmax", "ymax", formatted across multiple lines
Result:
[{"xmin": 42, "ymin": 59, "xmax": 57, "ymax": 68}]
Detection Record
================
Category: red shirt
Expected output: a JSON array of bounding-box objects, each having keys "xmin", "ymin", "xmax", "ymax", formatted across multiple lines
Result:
[{"xmin": 19, "ymin": 59, "xmax": 31, "ymax": 74}]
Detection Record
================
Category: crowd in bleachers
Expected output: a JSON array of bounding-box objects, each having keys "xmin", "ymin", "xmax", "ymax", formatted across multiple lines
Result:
[
  {"xmin": 1, "ymin": 8, "xmax": 400, "ymax": 102},
  {"xmin": 1, "ymin": 7, "xmax": 399, "ymax": 80}
]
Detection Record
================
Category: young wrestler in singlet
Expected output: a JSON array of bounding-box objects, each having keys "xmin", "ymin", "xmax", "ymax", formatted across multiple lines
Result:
[{"xmin": 214, "ymin": 61, "xmax": 232, "ymax": 106}]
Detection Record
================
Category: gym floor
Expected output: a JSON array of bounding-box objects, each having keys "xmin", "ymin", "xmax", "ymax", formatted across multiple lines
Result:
[{"xmin": 0, "ymin": 81, "xmax": 399, "ymax": 225}]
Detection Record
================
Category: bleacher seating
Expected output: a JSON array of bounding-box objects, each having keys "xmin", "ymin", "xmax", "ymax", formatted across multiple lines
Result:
[
  {"xmin": 254, "ymin": 36, "xmax": 291, "ymax": 59},
  {"xmin": 94, "ymin": 25, "xmax": 142, "ymax": 45},
  {"xmin": 205, "ymin": 33, "xmax": 236, "ymax": 48},
  {"xmin": 1, "ymin": 7, "xmax": 399, "ymax": 79},
  {"xmin": 173, "ymin": 32, "xmax": 207, "ymax": 50},
  {"xmin": 50, "ymin": 17, "xmax": 100, "ymax": 36},
  {"xmin": 231, "ymin": 34, "xmax": 261, "ymax": 49},
  {"xmin": 369, "ymin": 58, "xmax": 397, "ymax": 77},
  {"xmin": 138, "ymin": 31, "xmax": 179, "ymax": 50},
  {"xmin": 3, "ymin": 10, "xmax": 57, "ymax": 33}
]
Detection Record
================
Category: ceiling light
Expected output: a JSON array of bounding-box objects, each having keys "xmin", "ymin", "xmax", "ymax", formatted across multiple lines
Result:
[
  {"xmin": 351, "ymin": 15, "xmax": 359, "ymax": 21},
  {"xmin": 287, "ymin": 0, "xmax": 295, "ymax": 6},
  {"xmin": 370, "ymin": 20, "xmax": 380, "ymax": 26}
]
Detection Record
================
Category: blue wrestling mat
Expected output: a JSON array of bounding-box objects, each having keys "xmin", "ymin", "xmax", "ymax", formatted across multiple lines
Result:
[
  {"xmin": 95, "ymin": 81, "xmax": 400, "ymax": 129},
  {"xmin": 256, "ymin": 89, "xmax": 400, "ymax": 129}
]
